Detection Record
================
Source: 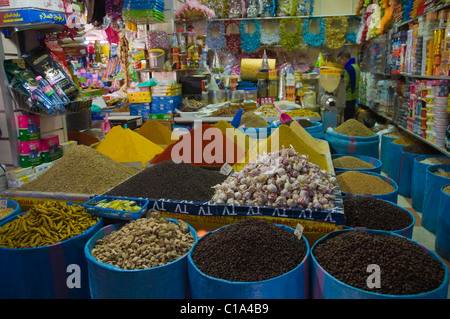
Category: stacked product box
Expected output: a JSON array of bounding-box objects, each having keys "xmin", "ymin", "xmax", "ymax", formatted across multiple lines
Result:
[
  {"xmin": 6, "ymin": 161, "xmax": 56, "ymax": 188},
  {"xmin": 128, "ymin": 86, "xmax": 152, "ymax": 119},
  {"xmin": 151, "ymin": 83, "xmax": 182, "ymax": 114}
]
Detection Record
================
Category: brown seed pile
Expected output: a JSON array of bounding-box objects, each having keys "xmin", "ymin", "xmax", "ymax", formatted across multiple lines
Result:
[
  {"xmin": 240, "ymin": 111, "xmax": 270, "ymax": 128},
  {"xmin": 337, "ymin": 171, "xmax": 394, "ymax": 195},
  {"xmin": 298, "ymin": 119, "xmax": 315, "ymax": 128},
  {"xmin": 16, "ymin": 145, "xmax": 140, "ymax": 195},
  {"xmin": 191, "ymin": 218, "xmax": 307, "ymax": 282},
  {"xmin": 343, "ymin": 197, "xmax": 412, "ymax": 231},
  {"xmin": 334, "ymin": 119, "xmax": 375, "ymax": 137},
  {"xmin": 90, "ymin": 212, "xmax": 195, "ymax": 270},
  {"xmin": 313, "ymin": 231, "xmax": 445, "ymax": 295},
  {"xmin": 333, "ymin": 156, "xmax": 375, "ymax": 169}
]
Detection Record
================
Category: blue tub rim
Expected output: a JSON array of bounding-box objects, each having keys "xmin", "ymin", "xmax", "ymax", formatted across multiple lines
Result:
[
  {"xmin": 311, "ymin": 228, "xmax": 450, "ymax": 298},
  {"xmin": 326, "ymin": 128, "xmax": 379, "ymax": 141},
  {"xmin": 426, "ymin": 164, "xmax": 450, "ymax": 178},
  {"xmin": 441, "ymin": 184, "xmax": 450, "ymax": 198},
  {"xmin": 337, "ymin": 170, "xmax": 399, "ymax": 197},
  {"xmin": 0, "ymin": 203, "xmax": 103, "ymax": 251},
  {"xmin": 84, "ymin": 217, "xmax": 198, "ymax": 273},
  {"xmin": 187, "ymin": 222, "xmax": 310, "ymax": 286},
  {"xmin": 0, "ymin": 198, "xmax": 21, "ymax": 221},
  {"xmin": 343, "ymin": 197, "xmax": 415, "ymax": 236},
  {"xmin": 414, "ymin": 154, "xmax": 450, "ymax": 165},
  {"xmin": 332, "ymin": 154, "xmax": 382, "ymax": 172}
]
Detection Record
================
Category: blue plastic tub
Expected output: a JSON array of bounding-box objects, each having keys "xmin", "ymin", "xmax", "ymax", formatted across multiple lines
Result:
[
  {"xmin": 82, "ymin": 195, "xmax": 149, "ymax": 221},
  {"xmin": 305, "ymin": 121, "xmax": 325, "ymax": 139},
  {"xmin": 422, "ymin": 165, "xmax": 450, "ymax": 234},
  {"xmin": 343, "ymin": 197, "xmax": 415, "ymax": 239},
  {"xmin": 332, "ymin": 154, "xmax": 382, "ymax": 174},
  {"xmin": 338, "ymin": 171, "xmax": 399, "ymax": 204},
  {"xmin": 310, "ymin": 229, "xmax": 449, "ymax": 299},
  {"xmin": 411, "ymin": 155, "xmax": 449, "ymax": 213},
  {"xmin": 380, "ymin": 134, "xmax": 397, "ymax": 173},
  {"xmin": 0, "ymin": 198, "xmax": 21, "ymax": 222},
  {"xmin": 0, "ymin": 204, "xmax": 103, "ymax": 299},
  {"xmin": 436, "ymin": 184, "xmax": 450, "ymax": 261},
  {"xmin": 386, "ymin": 139, "xmax": 407, "ymax": 183},
  {"xmin": 325, "ymin": 129, "xmax": 380, "ymax": 159},
  {"xmin": 85, "ymin": 218, "xmax": 197, "ymax": 299},
  {"xmin": 187, "ymin": 223, "xmax": 310, "ymax": 299}
]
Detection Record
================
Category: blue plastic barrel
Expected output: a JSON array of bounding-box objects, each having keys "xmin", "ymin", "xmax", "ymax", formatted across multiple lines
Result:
[
  {"xmin": 187, "ymin": 224, "xmax": 310, "ymax": 299},
  {"xmin": 325, "ymin": 129, "xmax": 380, "ymax": 159},
  {"xmin": 0, "ymin": 198, "xmax": 21, "ymax": 222},
  {"xmin": 386, "ymin": 139, "xmax": 406, "ymax": 183},
  {"xmin": 338, "ymin": 171, "xmax": 399, "ymax": 204},
  {"xmin": 436, "ymin": 184, "xmax": 450, "ymax": 261},
  {"xmin": 304, "ymin": 121, "xmax": 325, "ymax": 139},
  {"xmin": 422, "ymin": 165, "xmax": 450, "ymax": 234},
  {"xmin": 85, "ymin": 218, "xmax": 197, "ymax": 299},
  {"xmin": 310, "ymin": 229, "xmax": 449, "ymax": 299},
  {"xmin": 332, "ymin": 154, "xmax": 382, "ymax": 174},
  {"xmin": 397, "ymin": 147, "xmax": 423, "ymax": 198},
  {"xmin": 380, "ymin": 134, "xmax": 397, "ymax": 173},
  {"xmin": 0, "ymin": 207, "xmax": 103, "ymax": 299},
  {"xmin": 411, "ymin": 155, "xmax": 449, "ymax": 213},
  {"xmin": 343, "ymin": 197, "xmax": 415, "ymax": 239}
]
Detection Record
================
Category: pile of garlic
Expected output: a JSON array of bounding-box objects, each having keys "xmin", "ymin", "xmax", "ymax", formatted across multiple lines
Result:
[{"xmin": 212, "ymin": 147, "xmax": 338, "ymax": 210}]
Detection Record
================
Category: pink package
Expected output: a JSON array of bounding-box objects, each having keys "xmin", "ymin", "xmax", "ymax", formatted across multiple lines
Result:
[
  {"xmin": 19, "ymin": 140, "xmax": 42, "ymax": 155},
  {"xmin": 17, "ymin": 115, "xmax": 40, "ymax": 129},
  {"xmin": 41, "ymin": 135, "xmax": 60, "ymax": 152}
]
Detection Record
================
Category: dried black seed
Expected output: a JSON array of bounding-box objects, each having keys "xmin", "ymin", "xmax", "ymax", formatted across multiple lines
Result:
[
  {"xmin": 313, "ymin": 231, "xmax": 445, "ymax": 295},
  {"xmin": 191, "ymin": 218, "xmax": 307, "ymax": 282},
  {"xmin": 105, "ymin": 160, "xmax": 227, "ymax": 202},
  {"xmin": 343, "ymin": 197, "xmax": 413, "ymax": 231}
]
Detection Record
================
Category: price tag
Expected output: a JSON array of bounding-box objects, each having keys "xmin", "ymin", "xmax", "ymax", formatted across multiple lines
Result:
[
  {"xmin": 294, "ymin": 223, "xmax": 304, "ymax": 240},
  {"xmin": 0, "ymin": 200, "xmax": 7, "ymax": 210},
  {"xmin": 220, "ymin": 163, "xmax": 234, "ymax": 176}
]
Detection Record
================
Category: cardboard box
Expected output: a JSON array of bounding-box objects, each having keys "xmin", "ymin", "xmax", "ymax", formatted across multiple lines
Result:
[
  {"xmin": 5, "ymin": 166, "xmax": 33, "ymax": 181},
  {"xmin": 40, "ymin": 135, "xmax": 62, "ymax": 163},
  {"xmin": 19, "ymin": 140, "xmax": 42, "ymax": 168},
  {"xmin": 17, "ymin": 114, "xmax": 40, "ymax": 142}
]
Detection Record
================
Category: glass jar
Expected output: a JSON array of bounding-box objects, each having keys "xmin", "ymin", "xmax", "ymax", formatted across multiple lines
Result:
[
  {"xmin": 257, "ymin": 72, "xmax": 268, "ymax": 98},
  {"xmin": 244, "ymin": 87, "xmax": 258, "ymax": 101}
]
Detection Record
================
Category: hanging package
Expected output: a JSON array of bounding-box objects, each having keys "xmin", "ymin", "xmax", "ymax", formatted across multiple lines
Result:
[
  {"xmin": 422, "ymin": 165, "xmax": 450, "ymax": 234},
  {"xmin": 22, "ymin": 45, "xmax": 79, "ymax": 100}
]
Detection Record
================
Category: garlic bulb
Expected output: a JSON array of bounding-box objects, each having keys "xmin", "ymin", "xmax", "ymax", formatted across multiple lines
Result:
[{"xmin": 211, "ymin": 147, "xmax": 338, "ymax": 210}]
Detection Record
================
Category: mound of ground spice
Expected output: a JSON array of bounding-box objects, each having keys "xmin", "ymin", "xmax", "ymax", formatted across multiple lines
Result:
[
  {"xmin": 150, "ymin": 124, "xmax": 245, "ymax": 167},
  {"xmin": 17, "ymin": 145, "xmax": 140, "ymax": 194},
  {"xmin": 333, "ymin": 156, "xmax": 375, "ymax": 169},
  {"xmin": 240, "ymin": 111, "xmax": 269, "ymax": 128},
  {"xmin": 334, "ymin": 119, "xmax": 375, "ymax": 137},
  {"xmin": 337, "ymin": 171, "xmax": 394, "ymax": 195}
]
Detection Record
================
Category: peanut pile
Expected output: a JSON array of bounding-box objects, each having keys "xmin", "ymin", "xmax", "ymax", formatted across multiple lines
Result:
[{"xmin": 90, "ymin": 212, "xmax": 195, "ymax": 270}]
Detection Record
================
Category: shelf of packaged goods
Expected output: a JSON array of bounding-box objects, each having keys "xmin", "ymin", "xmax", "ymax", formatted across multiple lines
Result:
[
  {"xmin": 210, "ymin": 14, "xmax": 356, "ymax": 22},
  {"xmin": 366, "ymin": 72, "xmax": 450, "ymax": 80},
  {"xmin": 362, "ymin": 105, "xmax": 450, "ymax": 157},
  {"xmin": 394, "ymin": 3, "xmax": 450, "ymax": 28}
]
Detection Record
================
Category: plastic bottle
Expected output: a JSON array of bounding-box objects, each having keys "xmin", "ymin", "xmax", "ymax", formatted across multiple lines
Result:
[
  {"xmin": 50, "ymin": 81, "xmax": 71, "ymax": 103},
  {"xmin": 29, "ymin": 87, "xmax": 58, "ymax": 115},
  {"xmin": 35, "ymin": 76, "xmax": 64, "ymax": 104},
  {"xmin": 285, "ymin": 69, "xmax": 296, "ymax": 102}
]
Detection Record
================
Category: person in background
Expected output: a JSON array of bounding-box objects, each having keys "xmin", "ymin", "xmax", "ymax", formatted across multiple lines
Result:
[{"xmin": 337, "ymin": 49, "xmax": 360, "ymax": 121}]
